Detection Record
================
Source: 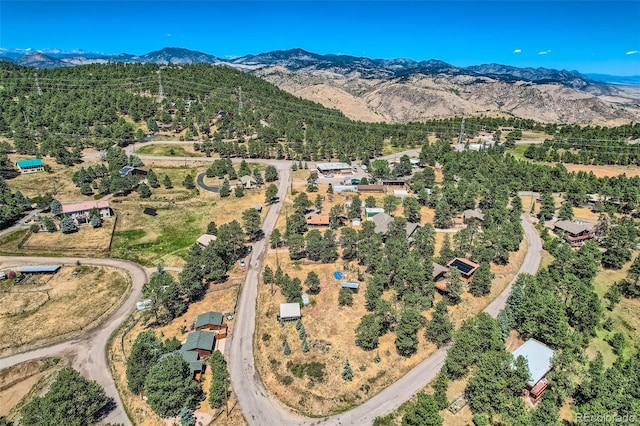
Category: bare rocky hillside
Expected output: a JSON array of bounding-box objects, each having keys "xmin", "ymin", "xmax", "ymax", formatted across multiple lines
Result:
[{"xmin": 253, "ymin": 66, "xmax": 640, "ymax": 125}]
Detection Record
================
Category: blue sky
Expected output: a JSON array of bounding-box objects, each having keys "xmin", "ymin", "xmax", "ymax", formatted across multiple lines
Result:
[{"xmin": 1, "ymin": 1, "xmax": 639, "ymax": 75}]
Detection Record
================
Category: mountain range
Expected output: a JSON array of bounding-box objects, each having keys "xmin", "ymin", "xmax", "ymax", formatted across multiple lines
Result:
[{"xmin": 2, "ymin": 47, "xmax": 640, "ymax": 124}]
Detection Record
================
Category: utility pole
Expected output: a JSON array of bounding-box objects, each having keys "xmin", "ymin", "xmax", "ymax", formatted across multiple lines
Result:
[
  {"xmin": 238, "ymin": 86, "xmax": 243, "ymax": 115},
  {"xmin": 458, "ymin": 117, "xmax": 465, "ymax": 149},
  {"xmin": 34, "ymin": 74, "xmax": 42, "ymax": 95}
]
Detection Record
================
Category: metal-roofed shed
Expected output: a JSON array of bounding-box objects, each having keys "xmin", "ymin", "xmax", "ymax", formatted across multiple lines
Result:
[
  {"xmin": 18, "ymin": 265, "xmax": 61, "ymax": 274},
  {"xmin": 279, "ymin": 303, "xmax": 301, "ymax": 321},
  {"xmin": 342, "ymin": 282, "xmax": 360, "ymax": 291}
]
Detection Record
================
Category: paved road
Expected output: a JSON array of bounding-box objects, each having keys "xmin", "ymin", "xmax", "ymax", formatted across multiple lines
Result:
[
  {"xmin": 0, "ymin": 256, "xmax": 148, "ymax": 425},
  {"xmin": 196, "ymin": 173, "xmax": 219, "ymax": 193}
]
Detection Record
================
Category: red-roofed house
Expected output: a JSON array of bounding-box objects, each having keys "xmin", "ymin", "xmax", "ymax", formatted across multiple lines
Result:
[{"xmin": 62, "ymin": 200, "xmax": 112, "ymax": 224}]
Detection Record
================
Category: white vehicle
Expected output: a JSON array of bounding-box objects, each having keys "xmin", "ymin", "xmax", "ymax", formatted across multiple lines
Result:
[{"xmin": 361, "ymin": 165, "xmax": 368, "ymax": 172}]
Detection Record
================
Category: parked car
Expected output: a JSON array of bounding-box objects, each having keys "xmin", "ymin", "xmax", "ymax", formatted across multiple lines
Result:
[{"xmin": 240, "ymin": 260, "xmax": 246, "ymax": 268}]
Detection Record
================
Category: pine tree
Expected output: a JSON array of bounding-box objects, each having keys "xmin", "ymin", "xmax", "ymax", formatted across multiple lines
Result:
[
  {"xmin": 182, "ymin": 174, "xmax": 195, "ymax": 189},
  {"xmin": 446, "ymin": 268, "xmax": 463, "ymax": 305},
  {"xmin": 50, "ymin": 199, "xmax": 62, "ymax": 216},
  {"xmin": 283, "ymin": 339, "xmax": 291, "ymax": 355},
  {"xmin": 163, "ymin": 174, "xmax": 173, "ymax": 189},
  {"xmin": 438, "ymin": 234, "xmax": 455, "ymax": 265},
  {"xmin": 302, "ymin": 337, "xmax": 309, "ymax": 353},
  {"xmin": 219, "ymin": 179, "xmax": 231, "ymax": 197},
  {"xmin": 558, "ymin": 200, "xmax": 574, "ymax": 220},
  {"xmin": 342, "ymin": 359, "xmax": 353, "ymax": 381},
  {"xmin": 147, "ymin": 169, "xmax": 160, "ymax": 188},
  {"xmin": 469, "ymin": 263, "xmax": 494, "ymax": 297},
  {"xmin": 234, "ymin": 184, "xmax": 245, "ymax": 197},
  {"xmin": 60, "ymin": 216, "xmax": 77, "ymax": 234},
  {"xmin": 138, "ymin": 182, "xmax": 152, "ymax": 198},
  {"xmin": 89, "ymin": 214, "xmax": 102, "ymax": 228},
  {"xmin": 425, "ymin": 301, "xmax": 453, "ymax": 347},
  {"xmin": 80, "ymin": 183, "xmax": 93, "ymax": 196}
]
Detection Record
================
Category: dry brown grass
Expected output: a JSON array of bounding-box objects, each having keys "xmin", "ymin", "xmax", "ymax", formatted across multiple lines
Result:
[
  {"xmin": 0, "ymin": 357, "xmax": 67, "ymax": 419},
  {"xmin": 16, "ymin": 218, "xmax": 116, "ymax": 255},
  {"xmin": 109, "ymin": 285, "xmax": 246, "ymax": 426},
  {"xmin": 564, "ymin": 163, "xmax": 640, "ymax": 179},
  {"xmin": 253, "ymin": 233, "xmax": 528, "ymax": 416},
  {"xmin": 6, "ymin": 154, "xmax": 101, "ymax": 200},
  {"xmin": 0, "ymin": 266, "xmax": 129, "ymax": 356}
]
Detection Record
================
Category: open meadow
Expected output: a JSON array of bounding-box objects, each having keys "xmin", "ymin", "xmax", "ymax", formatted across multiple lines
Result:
[{"xmin": 0, "ymin": 265, "xmax": 129, "ymax": 356}]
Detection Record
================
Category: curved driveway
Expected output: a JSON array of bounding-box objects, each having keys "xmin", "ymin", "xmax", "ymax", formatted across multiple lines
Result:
[{"xmin": 0, "ymin": 148, "xmax": 542, "ymax": 426}]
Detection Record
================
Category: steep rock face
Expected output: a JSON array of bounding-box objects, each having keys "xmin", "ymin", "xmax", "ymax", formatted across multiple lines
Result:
[{"xmin": 254, "ymin": 66, "xmax": 640, "ymax": 124}]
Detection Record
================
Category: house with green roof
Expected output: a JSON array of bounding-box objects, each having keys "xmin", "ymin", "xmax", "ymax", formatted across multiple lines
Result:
[
  {"xmin": 183, "ymin": 330, "xmax": 215, "ymax": 357},
  {"xmin": 16, "ymin": 158, "xmax": 45, "ymax": 173},
  {"xmin": 195, "ymin": 311, "xmax": 225, "ymax": 331},
  {"xmin": 179, "ymin": 350, "xmax": 204, "ymax": 380}
]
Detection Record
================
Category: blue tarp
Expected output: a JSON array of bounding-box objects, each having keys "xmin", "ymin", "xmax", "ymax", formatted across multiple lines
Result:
[{"xmin": 334, "ymin": 271, "xmax": 343, "ymax": 280}]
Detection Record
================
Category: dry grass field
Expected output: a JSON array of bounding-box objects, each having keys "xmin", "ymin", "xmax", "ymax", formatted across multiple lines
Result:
[
  {"xmin": 0, "ymin": 357, "xmax": 67, "ymax": 419},
  {"xmin": 253, "ymin": 234, "xmax": 527, "ymax": 416},
  {"xmin": 0, "ymin": 265, "xmax": 129, "ymax": 356},
  {"xmin": 109, "ymin": 284, "xmax": 246, "ymax": 426}
]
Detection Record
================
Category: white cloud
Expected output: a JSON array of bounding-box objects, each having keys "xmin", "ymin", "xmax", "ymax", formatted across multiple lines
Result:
[
  {"xmin": 538, "ymin": 49, "xmax": 551, "ymax": 55},
  {"xmin": 166, "ymin": 33, "xmax": 172, "ymax": 37},
  {"xmin": 513, "ymin": 49, "xmax": 521, "ymax": 53},
  {"xmin": 627, "ymin": 50, "xmax": 638, "ymax": 55}
]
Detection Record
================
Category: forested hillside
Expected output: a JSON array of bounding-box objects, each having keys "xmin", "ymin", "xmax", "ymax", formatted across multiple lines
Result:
[{"xmin": 4, "ymin": 61, "xmax": 639, "ymax": 167}]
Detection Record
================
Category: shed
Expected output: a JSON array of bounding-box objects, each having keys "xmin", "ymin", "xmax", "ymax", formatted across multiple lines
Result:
[
  {"xmin": 143, "ymin": 207, "xmax": 157, "ymax": 216},
  {"xmin": 17, "ymin": 265, "xmax": 61, "ymax": 274},
  {"xmin": 182, "ymin": 331, "xmax": 216, "ymax": 357},
  {"xmin": 463, "ymin": 209, "xmax": 485, "ymax": 223},
  {"xmin": 393, "ymin": 189, "xmax": 409, "ymax": 199},
  {"xmin": 279, "ymin": 303, "xmax": 301, "ymax": 321},
  {"xmin": 342, "ymin": 282, "xmax": 360, "ymax": 291},
  {"xmin": 196, "ymin": 234, "xmax": 217, "ymax": 247},
  {"xmin": 136, "ymin": 299, "xmax": 152, "ymax": 311},
  {"xmin": 240, "ymin": 175, "xmax": 258, "ymax": 189},
  {"xmin": 301, "ymin": 294, "xmax": 310, "ymax": 306},
  {"xmin": 119, "ymin": 166, "xmax": 147, "ymax": 178},
  {"xmin": 333, "ymin": 185, "xmax": 357, "ymax": 193},
  {"xmin": 195, "ymin": 311, "xmax": 224, "ymax": 330},
  {"xmin": 433, "ymin": 262, "xmax": 449, "ymax": 281}
]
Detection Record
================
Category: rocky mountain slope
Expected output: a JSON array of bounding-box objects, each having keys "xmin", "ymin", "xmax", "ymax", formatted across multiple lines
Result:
[{"xmin": 2, "ymin": 47, "xmax": 639, "ymax": 124}]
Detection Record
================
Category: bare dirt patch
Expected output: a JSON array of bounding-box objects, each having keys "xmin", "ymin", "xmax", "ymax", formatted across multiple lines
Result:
[
  {"xmin": 0, "ymin": 265, "xmax": 129, "ymax": 356},
  {"xmin": 563, "ymin": 163, "xmax": 640, "ymax": 179},
  {"xmin": 0, "ymin": 357, "xmax": 66, "ymax": 419}
]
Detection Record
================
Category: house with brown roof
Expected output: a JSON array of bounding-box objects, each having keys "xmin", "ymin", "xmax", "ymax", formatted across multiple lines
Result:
[
  {"xmin": 307, "ymin": 214, "xmax": 330, "ymax": 226},
  {"xmin": 553, "ymin": 220, "xmax": 595, "ymax": 246},
  {"xmin": 357, "ymin": 184, "xmax": 386, "ymax": 193},
  {"xmin": 447, "ymin": 258, "xmax": 479, "ymax": 282},
  {"xmin": 62, "ymin": 200, "xmax": 112, "ymax": 225}
]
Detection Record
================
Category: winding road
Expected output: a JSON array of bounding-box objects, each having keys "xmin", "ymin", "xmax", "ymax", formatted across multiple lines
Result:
[{"xmin": 0, "ymin": 147, "xmax": 543, "ymax": 426}]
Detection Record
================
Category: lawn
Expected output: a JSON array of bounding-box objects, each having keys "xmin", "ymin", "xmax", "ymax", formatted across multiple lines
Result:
[
  {"xmin": 0, "ymin": 265, "xmax": 129, "ymax": 356},
  {"xmin": 110, "ymin": 165, "xmax": 269, "ymax": 267},
  {"xmin": 135, "ymin": 144, "xmax": 204, "ymax": 157}
]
